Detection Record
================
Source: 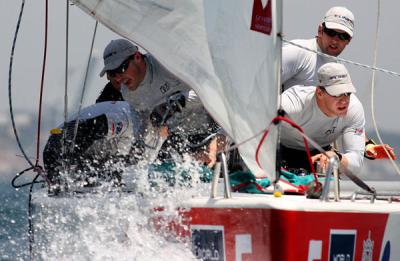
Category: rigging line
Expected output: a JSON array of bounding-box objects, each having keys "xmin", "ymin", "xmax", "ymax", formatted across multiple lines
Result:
[
  {"xmin": 35, "ymin": 0, "xmax": 49, "ymax": 166},
  {"xmin": 71, "ymin": 21, "xmax": 98, "ymax": 150},
  {"xmin": 12, "ymin": 167, "xmax": 45, "ymax": 188},
  {"xmin": 28, "ymin": 173, "xmax": 41, "ymax": 261},
  {"xmin": 26, "ymin": 1, "xmax": 50, "ymax": 259},
  {"xmin": 281, "ymin": 38, "xmax": 400, "ymax": 77},
  {"xmin": 62, "ymin": 0, "xmax": 70, "ymax": 173},
  {"xmin": 64, "ymin": 0, "xmax": 69, "ymax": 124},
  {"xmin": 8, "ymin": 0, "xmax": 34, "ymax": 167},
  {"xmin": 369, "ymin": 0, "xmax": 400, "ymax": 175}
]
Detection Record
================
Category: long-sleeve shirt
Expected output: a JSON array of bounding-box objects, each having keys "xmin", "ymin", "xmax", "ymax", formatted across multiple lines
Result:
[{"xmin": 281, "ymin": 86, "xmax": 365, "ymax": 174}]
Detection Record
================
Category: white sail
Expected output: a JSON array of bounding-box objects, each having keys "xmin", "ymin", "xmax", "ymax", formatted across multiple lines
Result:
[{"xmin": 72, "ymin": 0, "xmax": 282, "ymax": 178}]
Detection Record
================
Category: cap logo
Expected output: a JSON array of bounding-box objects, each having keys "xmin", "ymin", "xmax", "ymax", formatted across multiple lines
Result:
[
  {"xmin": 104, "ymin": 51, "xmax": 117, "ymax": 59},
  {"xmin": 332, "ymin": 14, "xmax": 354, "ymax": 26},
  {"xmin": 329, "ymin": 74, "xmax": 347, "ymax": 80}
]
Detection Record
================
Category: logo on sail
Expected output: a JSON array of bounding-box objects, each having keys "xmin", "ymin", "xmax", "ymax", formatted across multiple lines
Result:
[{"xmin": 250, "ymin": 0, "xmax": 272, "ymax": 35}]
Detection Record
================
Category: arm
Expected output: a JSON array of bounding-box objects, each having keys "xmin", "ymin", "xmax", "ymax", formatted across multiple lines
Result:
[
  {"xmin": 310, "ymin": 130, "xmax": 365, "ymax": 174},
  {"xmin": 339, "ymin": 101, "xmax": 366, "ymax": 174},
  {"xmin": 311, "ymin": 100, "xmax": 365, "ymax": 174},
  {"xmin": 281, "ymin": 41, "xmax": 304, "ymax": 87}
]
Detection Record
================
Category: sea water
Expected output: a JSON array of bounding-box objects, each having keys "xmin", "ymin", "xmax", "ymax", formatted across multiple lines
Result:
[
  {"xmin": 1, "ymin": 158, "xmax": 210, "ymax": 260},
  {"xmin": 0, "ymin": 182, "xmax": 30, "ymax": 260}
]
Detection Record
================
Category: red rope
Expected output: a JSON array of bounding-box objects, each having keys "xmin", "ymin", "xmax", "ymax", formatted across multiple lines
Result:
[
  {"xmin": 231, "ymin": 181, "xmax": 265, "ymax": 192},
  {"xmin": 255, "ymin": 116, "xmax": 319, "ymax": 189},
  {"xmin": 34, "ymin": 0, "xmax": 48, "ymax": 166}
]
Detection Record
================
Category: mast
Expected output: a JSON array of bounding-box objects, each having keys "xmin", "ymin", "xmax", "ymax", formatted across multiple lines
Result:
[{"xmin": 273, "ymin": 0, "xmax": 283, "ymax": 182}]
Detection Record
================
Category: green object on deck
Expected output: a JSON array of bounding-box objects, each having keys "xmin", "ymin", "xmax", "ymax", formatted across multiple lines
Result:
[
  {"xmin": 229, "ymin": 169, "xmax": 324, "ymax": 194},
  {"xmin": 148, "ymin": 161, "xmax": 213, "ymax": 187},
  {"xmin": 280, "ymin": 169, "xmax": 316, "ymax": 186},
  {"xmin": 229, "ymin": 171, "xmax": 270, "ymax": 194}
]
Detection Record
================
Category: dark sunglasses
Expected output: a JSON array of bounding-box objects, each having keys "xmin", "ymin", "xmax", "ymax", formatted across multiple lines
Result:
[
  {"xmin": 322, "ymin": 25, "xmax": 351, "ymax": 41},
  {"xmin": 321, "ymin": 87, "xmax": 351, "ymax": 98},
  {"xmin": 108, "ymin": 56, "xmax": 133, "ymax": 76}
]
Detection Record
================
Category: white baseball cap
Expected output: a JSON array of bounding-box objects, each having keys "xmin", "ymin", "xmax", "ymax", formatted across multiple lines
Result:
[
  {"xmin": 318, "ymin": 63, "xmax": 356, "ymax": 96},
  {"xmin": 323, "ymin": 7, "xmax": 354, "ymax": 37}
]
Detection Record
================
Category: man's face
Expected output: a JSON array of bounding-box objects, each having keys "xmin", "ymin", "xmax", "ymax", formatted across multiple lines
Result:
[
  {"xmin": 317, "ymin": 25, "xmax": 351, "ymax": 57},
  {"xmin": 317, "ymin": 87, "xmax": 351, "ymax": 117},
  {"xmin": 112, "ymin": 54, "xmax": 146, "ymax": 91}
]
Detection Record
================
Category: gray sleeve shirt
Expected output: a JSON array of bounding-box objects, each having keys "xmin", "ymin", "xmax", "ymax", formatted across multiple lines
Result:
[
  {"xmin": 121, "ymin": 54, "xmax": 212, "ymax": 135},
  {"xmin": 121, "ymin": 54, "xmax": 191, "ymax": 116}
]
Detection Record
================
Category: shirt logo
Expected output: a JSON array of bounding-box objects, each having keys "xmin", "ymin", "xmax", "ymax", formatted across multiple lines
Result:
[
  {"xmin": 160, "ymin": 82, "xmax": 170, "ymax": 94},
  {"xmin": 325, "ymin": 126, "xmax": 337, "ymax": 135},
  {"xmin": 354, "ymin": 128, "xmax": 364, "ymax": 135},
  {"xmin": 116, "ymin": 122, "xmax": 123, "ymax": 135},
  {"xmin": 111, "ymin": 121, "xmax": 124, "ymax": 135}
]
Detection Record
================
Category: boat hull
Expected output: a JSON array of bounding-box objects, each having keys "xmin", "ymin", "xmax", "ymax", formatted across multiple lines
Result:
[
  {"xmin": 31, "ymin": 188, "xmax": 400, "ymax": 261},
  {"xmin": 183, "ymin": 194, "xmax": 400, "ymax": 261}
]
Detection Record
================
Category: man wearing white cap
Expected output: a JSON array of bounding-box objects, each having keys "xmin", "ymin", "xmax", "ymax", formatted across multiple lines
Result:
[
  {"xmin": 280, "ymin": 63, "xmax": 365, "ymax": 174},
  {"xmin": 97, "ymin": 38, "xmax": 223, "ymax": 167},
  {"xmin": 281, "ymin": 6, "xmax": 395, "ymax": 161},
  {"xmin": 282, "ymin": 6, "xmax": 354, "ymax": 90}
]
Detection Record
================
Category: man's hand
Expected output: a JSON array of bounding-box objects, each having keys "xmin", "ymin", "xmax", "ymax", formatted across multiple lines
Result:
[
  {"xmin": 365, "ymin": 144, "xmax": 396, "ymax": 160},
  {"xmin": 192, "ymin": 134, "xmax": 227, "ymax": 168},
  {"xmin": 159, "ymin": 126, "xmax": 169, "ymax": 139},
  {"xmin": 311, "ymin": 151, "xmax": 338, "ymax": 173},
  {"xmin": 150, "ymin": 92, "xmax": 186, "ymax": 126}
]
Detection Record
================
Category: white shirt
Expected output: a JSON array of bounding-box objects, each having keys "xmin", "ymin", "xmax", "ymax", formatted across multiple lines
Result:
[
  {"xmin": 282, "ymin": 38, "xmax": 334, "ymax": 90},
  {"xmin": 122, "ymin": 54, "xmax": 213, "ymax": 135},
  {"xmin": 68, "ymin": 101, "xmax": 164, "ymax": 162},
  {"xmin": 281, "ymin": 86, "xmax": 365, "ymax": 173},
  {"xmin": 121, "ymin": 54, "xmax": 191, "ymax": 116}
]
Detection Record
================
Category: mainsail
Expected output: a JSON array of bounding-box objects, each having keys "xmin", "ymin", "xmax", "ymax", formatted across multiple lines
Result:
[{"xmin": 72, "ymin": 0, "xmax": 282, "ymax": 178}]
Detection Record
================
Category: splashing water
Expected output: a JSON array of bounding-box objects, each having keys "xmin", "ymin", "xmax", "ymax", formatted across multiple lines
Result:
[{"xmin": 31, "ymin": 156, "xmax": 210, "ymax": 260}]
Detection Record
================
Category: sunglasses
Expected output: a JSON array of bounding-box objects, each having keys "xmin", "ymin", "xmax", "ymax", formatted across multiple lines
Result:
[
  {"xmin": 322, "ymin": 25, "xmax": 351, "ymax": 41},
  {"xmin": 108, "ymin": 56, "xmax": 133, "ymax": 76},
  {"xmin": 321, "ymin": 87, "xmax": 351, "ymax": 98}
]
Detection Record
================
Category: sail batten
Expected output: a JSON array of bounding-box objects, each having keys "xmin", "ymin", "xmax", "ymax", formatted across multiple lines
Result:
[{"xmin": 73, "ymin": 0, "xmax": 281, "ymax": 178}]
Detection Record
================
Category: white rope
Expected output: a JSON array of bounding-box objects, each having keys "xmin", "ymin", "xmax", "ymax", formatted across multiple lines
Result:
[
  {"xmin": 369, "ymin": 0, "xmax": 400, "ymax": 175},
  {"xmin": 281, "ymin": 38, "xmax": 400, "ymax": 77}
]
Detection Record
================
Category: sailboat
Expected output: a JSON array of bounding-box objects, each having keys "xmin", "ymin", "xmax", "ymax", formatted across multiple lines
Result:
[{"xmin": 24, "ymin": 0, "xmax": 400, "ymax": 260}]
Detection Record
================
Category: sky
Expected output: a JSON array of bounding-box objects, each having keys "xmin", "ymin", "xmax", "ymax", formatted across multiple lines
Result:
[{"xmin": 1, "ymin": 0, "xmax": 400, "ymax": 161}]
